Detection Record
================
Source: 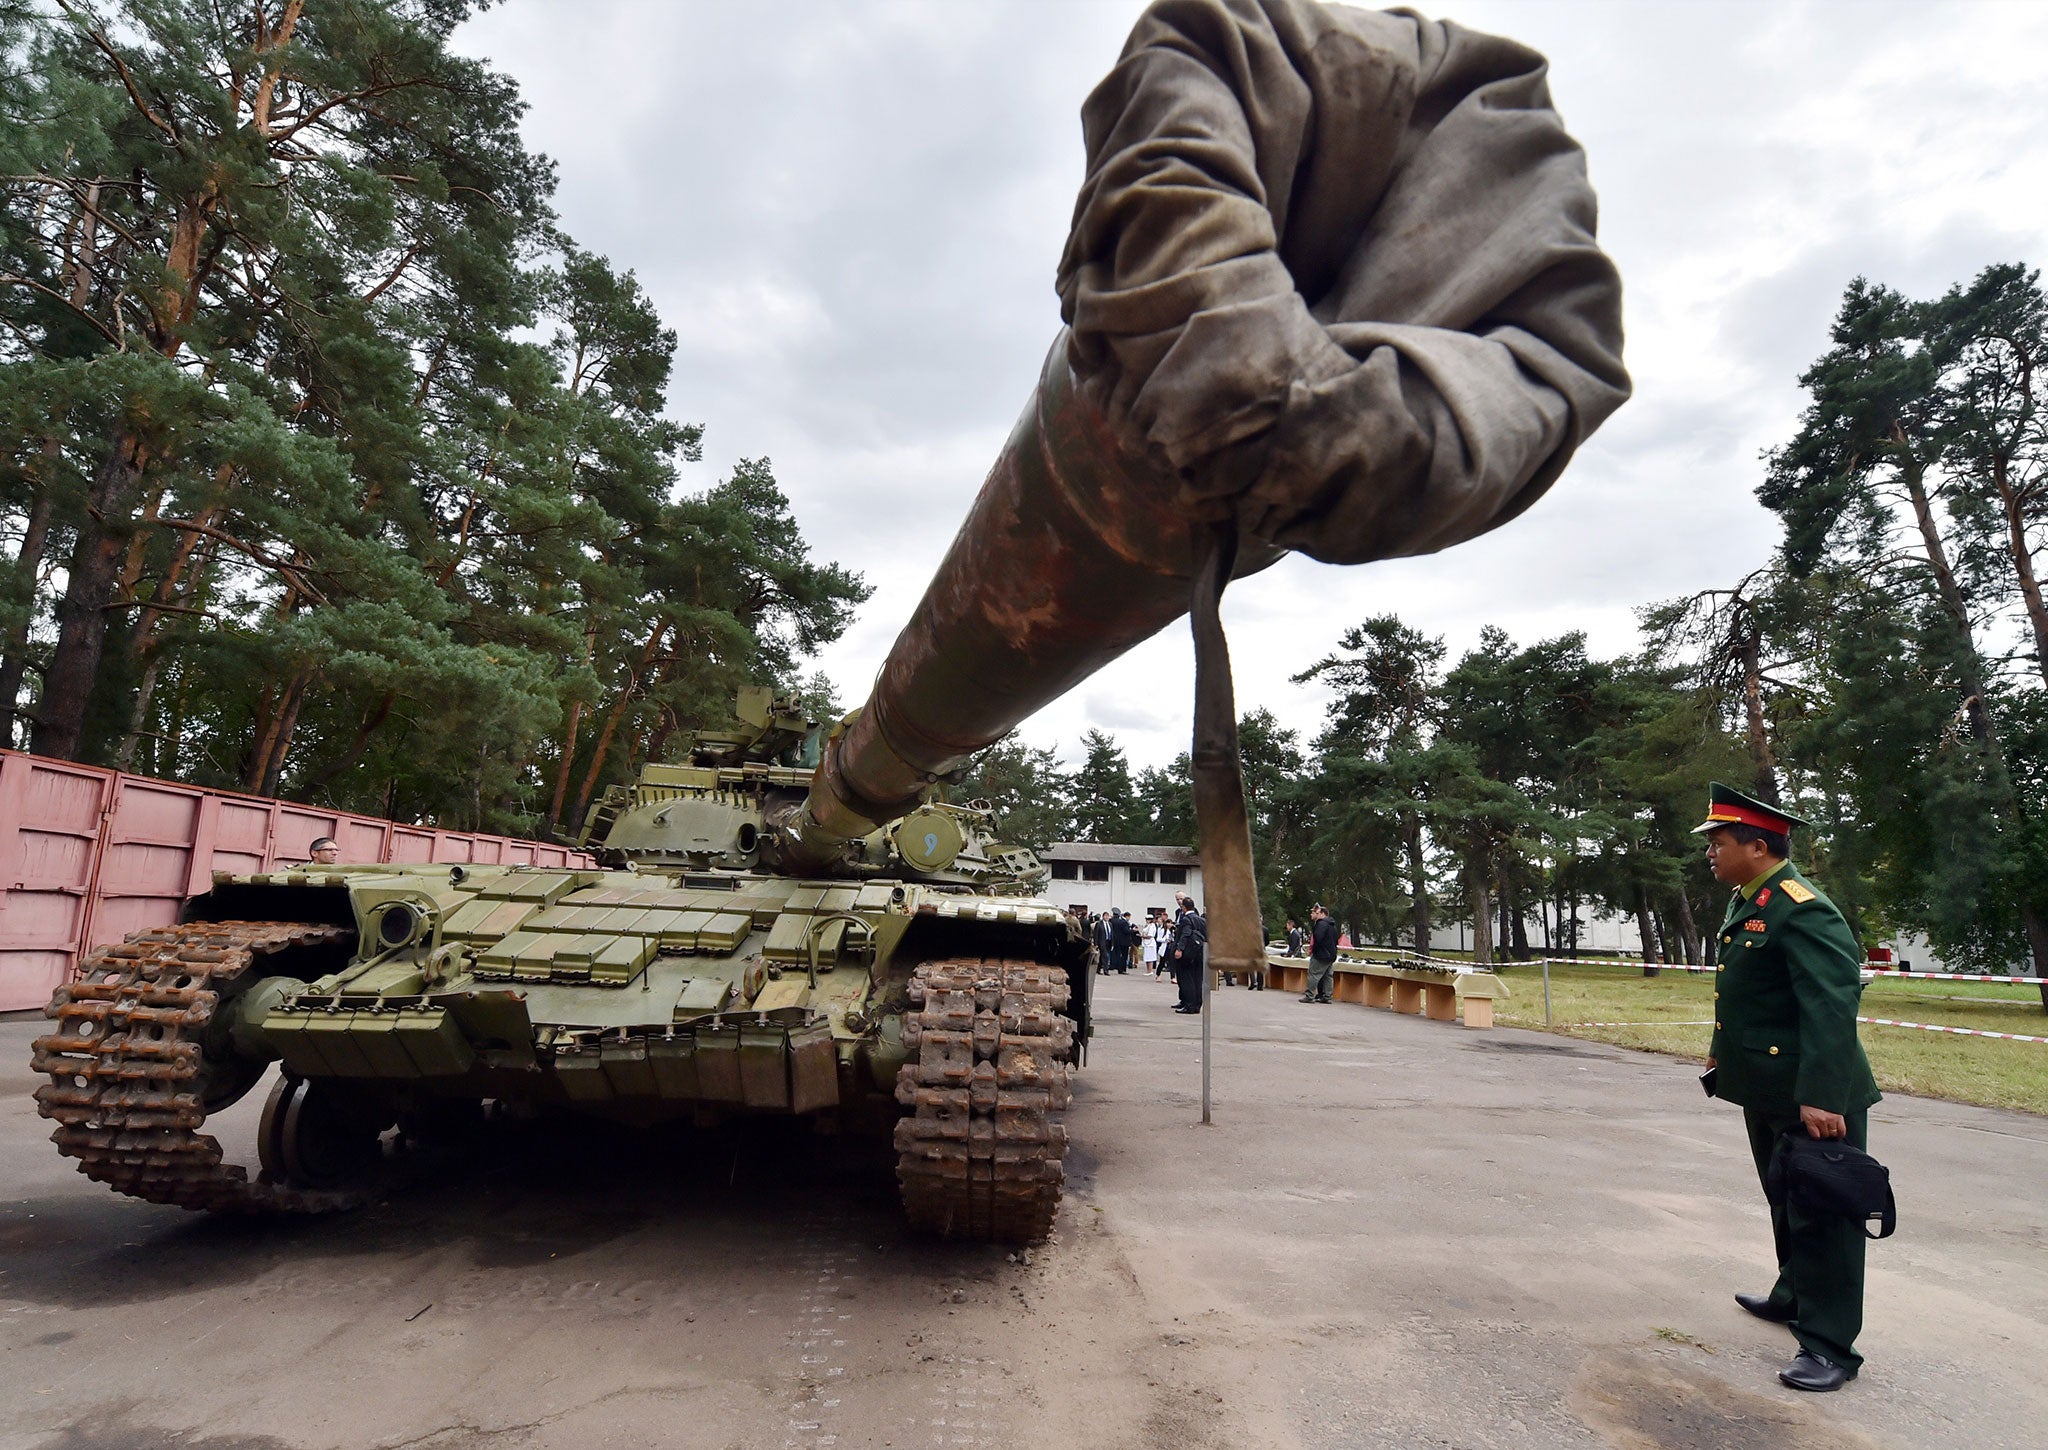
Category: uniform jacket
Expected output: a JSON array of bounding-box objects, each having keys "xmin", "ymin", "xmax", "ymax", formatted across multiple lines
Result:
[{"xmin": 1708, "ymin": 862, "xmax": 1880, "ymax": 1116}]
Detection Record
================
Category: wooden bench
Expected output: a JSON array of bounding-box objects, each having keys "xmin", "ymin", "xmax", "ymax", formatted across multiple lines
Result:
[
  {"xmin": 1261, "ymin": 945, "xmax": 1309, "ymax": 996},
  {"xmin": 1276, "ymin": 951, "xmax": 1505, "ymax": 1028}
]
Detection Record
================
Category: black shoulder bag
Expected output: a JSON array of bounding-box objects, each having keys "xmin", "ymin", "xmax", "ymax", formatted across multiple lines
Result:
[{"xmin": 1767, "ymin": 1132, "xmax": 1897, "ymax": 1240}]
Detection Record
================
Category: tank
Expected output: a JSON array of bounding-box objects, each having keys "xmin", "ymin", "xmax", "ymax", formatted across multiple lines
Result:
[
  {"xmin": 32, "ymin": 0, "xmax": 1630, "ymax": 1244},
  {"xmin": 31, "ymin": 686, "xmax": 1090, "ymax": 1243}
]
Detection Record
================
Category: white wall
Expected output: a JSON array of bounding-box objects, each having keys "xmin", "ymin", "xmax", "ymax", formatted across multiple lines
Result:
[
  {"xmin": 1405, "ymin": 911, "xmax": 1648, "ymax": 957},
  {"xmin": 1044, "ymin": 864, "xmax": 1203, "ymax": 920}
]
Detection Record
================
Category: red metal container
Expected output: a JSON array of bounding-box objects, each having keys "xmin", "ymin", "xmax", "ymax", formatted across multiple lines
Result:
[{"xmin": 0, "ymin": 749, "xmax": 591, "ymax": 1011}]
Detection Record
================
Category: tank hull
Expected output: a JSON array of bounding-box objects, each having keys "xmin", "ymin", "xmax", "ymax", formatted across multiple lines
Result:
[{"xmin": 33, "ymin": 860, "xmax": 1088, "ymax": 1242}]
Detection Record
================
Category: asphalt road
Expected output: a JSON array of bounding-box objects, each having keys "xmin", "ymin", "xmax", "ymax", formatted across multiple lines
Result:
[{"xmin": 3, "ymin": 970, "xmax": 2044, "ymax": 1450}]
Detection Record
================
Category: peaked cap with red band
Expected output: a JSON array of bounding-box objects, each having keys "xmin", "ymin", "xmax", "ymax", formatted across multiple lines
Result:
[{"xmin": 1692, "ymin": 781, "xmax": 1808, "ymax": 836}]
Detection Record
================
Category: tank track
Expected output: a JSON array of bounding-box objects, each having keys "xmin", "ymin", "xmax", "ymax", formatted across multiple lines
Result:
[
  {"xmin": 894, "ymin": 959, "xmax": 1073, "ymax": 1243},
  {"xmin": 30, "ymin": 920, "xmax": 362, "ymax": 1213}
]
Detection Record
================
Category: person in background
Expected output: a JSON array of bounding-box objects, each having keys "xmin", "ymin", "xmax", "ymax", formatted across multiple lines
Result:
[
  {"xmin": 308, "ymin": 837, "xmax": 341, "ymax": 866},
  {"xmin": 1169, "ymin": 893, "xmax": 1206, "ymax": 1014},
  {"xmin": 1285, "ymin": 918, "xmax": 1306, "ymax": 957},
  {"xmin": 1151, "ymin": 911, "xmax": 1173, "ymax": 979},
  {"xmin": 1303, "ymin": 904, "xmax": 1338, "ymax": 1003},
  {"xmin": 1141, "ymin": 910, "xmax": 1160, "ymax": 976},
  {"xmin": 1110, "ymin": 907, "xmax": 1135, "ymax": 973}
]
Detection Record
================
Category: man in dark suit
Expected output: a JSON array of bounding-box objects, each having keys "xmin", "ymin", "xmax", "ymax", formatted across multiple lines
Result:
[
  {"xmin": 1697, "ymin": 782, "xmax": 1879, "ymax": 1393},
  {"xmin": 1303, "ymin": 905, "xmax": 1339, "ymax": 1003},
  {"xmin": 1169, "ymin": 894, "xmax": 1206, "ymax": 1013},
  {"xmin": 1110, "ymin": 908, "xmax": 1134, "ymax": 973}
]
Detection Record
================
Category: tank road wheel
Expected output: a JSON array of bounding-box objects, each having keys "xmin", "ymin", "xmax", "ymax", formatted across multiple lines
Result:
[
  {"xmin": 894, "ymin": 959, "xmax": 1074, "ymax": 1243},
  {"xmin": 29, "ymin": 921, "xmax": 366, "ymax": 1213},
  {"xmin": 258, "ymin": 1073, "xmax": 393, "ymax": 1192}
]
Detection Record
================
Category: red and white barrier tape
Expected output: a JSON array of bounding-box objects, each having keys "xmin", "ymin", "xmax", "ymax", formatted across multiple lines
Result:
[
  {"xmin": 1334, "ymin": 954, "xmax": 2048, "ymax": 988},
  {"xmin": 1857, "ymin": 1016, "xmax": 2048, "ymax": 1044},
  {"xmin": 1866, "ymin": 969, "xmax": 2047, "ymax": 984},
  {"xmin": 1557, "ymin": 1016, "xmax": 2046, "ymax": 1043},
  {"xmin": 1567, "ymin": 1020, "xmax": 1714, "ymax": 1028},
  {"xmin": 1542, "ymin": 957, "xmax": 1715, "ymax": 972}
]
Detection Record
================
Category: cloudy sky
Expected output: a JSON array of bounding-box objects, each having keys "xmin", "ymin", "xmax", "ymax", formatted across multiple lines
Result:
[{"xmin": 454, "ymin": 0, "xmax": 2048, "ymax": 770}]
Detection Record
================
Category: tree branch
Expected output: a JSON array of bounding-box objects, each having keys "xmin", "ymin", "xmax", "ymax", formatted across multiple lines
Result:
[
  {"xmin": 148, "ymin": 517, "xmax": 328, "ymax": 604},
  {"xmin": 264, "ymin": 76, "xmax": 446, "ymax": 144},
  {"xmin": 0, "ymin": 273, "xmax": 121, "ymax": 344},
  {"xmin": 360, "ymin": 238, "xmax": 423, "ymax": 304},
  {"xmin": 57, "ymin": 2, "xmax": 182, "ymax": 144}
]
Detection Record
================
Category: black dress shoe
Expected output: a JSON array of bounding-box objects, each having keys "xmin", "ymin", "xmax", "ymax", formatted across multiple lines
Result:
[
  {"xmin": 1735, "ymin": 1292, "xmax": 1796, "ymax": 1323},
  {"xmin": 1779, "ymin": 1349, "xmax": 1851, "ymax": 1392}
]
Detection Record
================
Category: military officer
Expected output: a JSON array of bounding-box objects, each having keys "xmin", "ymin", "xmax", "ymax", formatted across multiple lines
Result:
[{"xmin": 1696, "ymin": 782, "xmax": 1879, "ymax": 1392}]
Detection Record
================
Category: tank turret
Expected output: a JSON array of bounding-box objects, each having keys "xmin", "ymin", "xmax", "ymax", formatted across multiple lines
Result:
[{"xmin": 579, "ymin": 686, "xmax": 1048, "ymax": 892}]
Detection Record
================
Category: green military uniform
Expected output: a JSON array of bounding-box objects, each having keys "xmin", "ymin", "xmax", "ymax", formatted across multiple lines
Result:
[{"xmin": 1699, "ymin": 784, "xmax": 1879, "ymax": 1375}]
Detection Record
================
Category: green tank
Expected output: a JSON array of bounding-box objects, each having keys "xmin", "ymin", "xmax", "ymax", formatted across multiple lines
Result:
[{"xmin": 31, "ymin": 686, "xmax": 1089, "ymax": 1243}]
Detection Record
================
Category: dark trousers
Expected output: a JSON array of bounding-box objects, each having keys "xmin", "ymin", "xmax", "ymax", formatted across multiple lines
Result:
[
  {"xmin": 1175, "ymin": 957, "xmax": 1204, "ymax": 1012},
  {"xmin": 1743, "ymin": 1105, "xmax": 1869, "ymax": 1374}
]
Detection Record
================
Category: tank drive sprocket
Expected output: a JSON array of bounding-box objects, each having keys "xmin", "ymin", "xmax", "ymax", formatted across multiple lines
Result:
[
  {"xmin": 894, "ymin": 959, "xmax": 1073, "ymax": 1243},
  {"xmin": 31, "ymin": 920, "xmax": 366, "ymax": 1213}
]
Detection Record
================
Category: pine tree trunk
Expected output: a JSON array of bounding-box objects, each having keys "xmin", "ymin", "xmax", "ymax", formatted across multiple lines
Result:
[
  {"xmin": 113, "ymin": 516, "xmax": 219, "ymax": 770},
  {"xmin": 568, "ymin": 623, "xmax": 668, "ymax": 829},
  {"xmin": 1900, "ymin": 442, "xmax": 2048, "ymax": 1003},
  {"xmin": 1469, "ymin": 865, "xmax": 1492, "ymax": 966},
  {"xmin": 259, "ymin": 669, "xmax": 310, "ymax": 798},
  {"xmin": 1676, "ymin": 889, "xmax": 1703, "ymax": 965},
  {"xmin": 1635, "ymin": 887, "xmax": 1661, "ymax": 975},
  {"xmin": 1993, "ymin": 454, "xmax": 2048, "ymax": 690},
  {"xmin": 114, "ymin": 656, "xmax": 162, "ymax": 771},
  {"xmin": 35, "ymin": 428, "xmax": 150, "ymax": 760},
  {"xmin": 1901, "ymin": 452, "xmax": 2002, "ymax": 753},
  {"xmin": 243, "ymin": 663, "xmax": 311, "ymax": 795},
  {"xmin": 1739, "ymin": 628, "xmax": 1781, "ymax": 806},
  {"xmin": 1404, "ymin": 816, "xmax": 1428, "ymax": 954},
  {"xmin": 0, "ymin": 479, "xmax": 56, "ymax": 748},
  {"xmin": 2023, "ymin": 904, "xmax": 2048, "ymax": 1013},
  {"xmin": 545, "ymin": 627, "xmax": 598, "ymax": 834}
]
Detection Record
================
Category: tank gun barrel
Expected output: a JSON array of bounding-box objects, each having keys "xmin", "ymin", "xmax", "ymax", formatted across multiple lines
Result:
[
  {"xmin": 779, "ymin": 349, "xmax": 1247, "ymax": 869},
  {"xmin": 779, "ymin": 0, "xmax": 1631, "ymax": 958}
]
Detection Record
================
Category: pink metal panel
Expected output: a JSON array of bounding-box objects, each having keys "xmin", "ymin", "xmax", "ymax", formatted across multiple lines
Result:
[
  {"xmin": 96, "ymin": 783, "xmax": 203, "ymax": 942},
  {"xmin": 338, "ymin": 821, "xmax": 388, "ymax": 863},
  {"xmin": 388, "ymin": 828, "xmax": 436, "ymax": 864},
  {"xmin": 0, "ymin": 754, "xmax": 114, "ymax": 1011},
  {"xmin": 275, "ymin": 808, "xmax": 343, "ymax": 867},
  {"xmin": 0, "ymin": 748, "xmax": 592, "ymax": 1010}
]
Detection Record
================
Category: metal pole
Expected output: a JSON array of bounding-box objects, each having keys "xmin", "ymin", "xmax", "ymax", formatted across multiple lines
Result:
[
  {"xmin": 1543, "ymin": 957, "xmax": 1553, "ymax": 1028},
  {"xmin": 1200, "ymin": 961, "xmax": 1213, "ymax": 1124}
]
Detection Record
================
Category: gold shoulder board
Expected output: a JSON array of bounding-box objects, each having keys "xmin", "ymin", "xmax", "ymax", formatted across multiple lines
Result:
[{"xmin": 1781, "ymin": 879, "xmax": 1815, "ymax": 904}]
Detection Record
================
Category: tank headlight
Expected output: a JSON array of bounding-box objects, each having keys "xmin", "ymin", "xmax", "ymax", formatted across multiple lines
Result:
[{"xmin": 375, "ymin": 901, "xmax": 425, "ymax": 949}]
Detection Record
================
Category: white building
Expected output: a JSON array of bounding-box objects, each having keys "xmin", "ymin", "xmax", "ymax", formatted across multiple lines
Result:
[
  {"xmin": 1041, "ymin": 842, "xmax": 1202, "ymax": 921},
  {"xmin": 1425, "ymin": 911, "xmax": 1647, "ymax": 956}
]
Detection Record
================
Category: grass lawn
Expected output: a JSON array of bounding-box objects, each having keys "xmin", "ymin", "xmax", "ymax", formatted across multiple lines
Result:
[{"xmin": 1485, "ymin": 960, "xmax": 2048, "ymax": 1116}]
